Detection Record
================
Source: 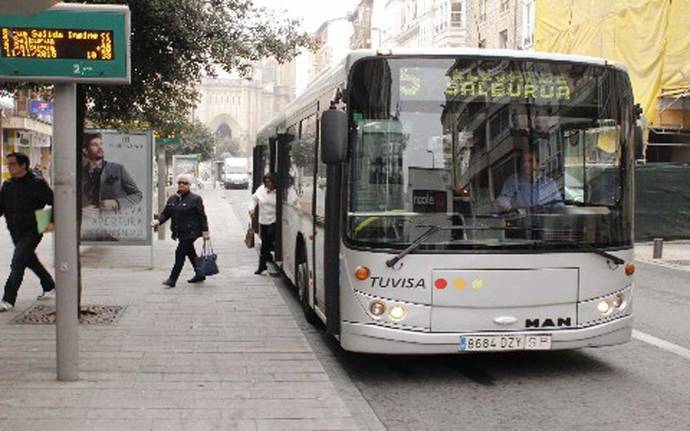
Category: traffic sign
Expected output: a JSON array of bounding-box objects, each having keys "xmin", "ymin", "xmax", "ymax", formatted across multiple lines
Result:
[
  {"xmin": 0, "ymin": 3, "xmax": 130, "ymax": 83},
  {"xmin": 155, "ymin": 131, "xmax": 180, "ymax": 145}
]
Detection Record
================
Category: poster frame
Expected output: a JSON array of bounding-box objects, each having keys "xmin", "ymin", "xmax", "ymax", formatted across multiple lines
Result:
[{"xmin": 80, "ymin": 128, "xmax": 153, "ymax": 247}]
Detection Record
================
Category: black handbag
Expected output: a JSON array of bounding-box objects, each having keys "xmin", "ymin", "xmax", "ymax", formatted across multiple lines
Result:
[{"xmin": 197, "ymin": 239, "xmax": 219, "ymax": 276}]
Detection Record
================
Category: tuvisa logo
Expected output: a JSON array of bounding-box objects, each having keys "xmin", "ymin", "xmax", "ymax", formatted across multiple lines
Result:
[
  {"xmin": 370, "ymin": 276, "xmax": 426, "ymax": 289},
  {"xmin": 525, "ymin": 317, "xmax": 572, "ymax": 328}
]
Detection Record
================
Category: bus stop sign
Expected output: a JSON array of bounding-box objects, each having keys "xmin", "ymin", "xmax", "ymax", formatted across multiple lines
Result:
[{"xmin": 0, "ymin": 3, "xmax": 130, "ymax": 83}]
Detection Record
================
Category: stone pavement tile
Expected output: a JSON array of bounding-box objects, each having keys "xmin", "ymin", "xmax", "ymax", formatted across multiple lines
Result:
[
  {"xmin": 0, "ymin": 189, "xmax": 367, "ymax": 429},
  {"xmin": 151, "ymin": 419, "xmax": 258, "ymax": 431},
  {"xmin": 635, "ymin": 240, "xmax": 690, "ymax": 272},
  {"xmin": 255, "ymin": 418, "xmax": 360, "ymax": 431},
  {"xmin": 0, "ymin": 419, "xmax": 153, "ymax": 431}
]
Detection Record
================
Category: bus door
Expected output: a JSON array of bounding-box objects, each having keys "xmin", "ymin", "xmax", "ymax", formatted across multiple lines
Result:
[
  {"xmin": 252, "ymin": 145, "xmax": 266, "ymax": 193},
  {"xmin": 275, "ymin": 132, "xmax": 294, "ymax": 263}
]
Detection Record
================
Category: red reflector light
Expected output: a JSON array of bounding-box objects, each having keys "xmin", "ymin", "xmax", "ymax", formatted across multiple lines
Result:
[
  {"xmin": 625, "ymin": 263, "xmax": 635, "ymax": 276},
  {"xmin": 435, "ymin": 278, "xmax": 448, "ymax": 289}
]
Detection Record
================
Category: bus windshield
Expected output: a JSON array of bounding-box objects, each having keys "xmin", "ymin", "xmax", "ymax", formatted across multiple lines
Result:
[{"xmin": 347, "ymin": 57, "xmax": 634, "ymax": 251}]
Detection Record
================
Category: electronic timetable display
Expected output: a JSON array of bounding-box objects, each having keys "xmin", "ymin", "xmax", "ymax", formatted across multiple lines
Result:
[
  {"xmin": 1, "ymin": 27, "xmax": 114, "ymax": 61},
  {"xmin": 0, "ymin": 4, "xmax": 130, "ymax": 83}
]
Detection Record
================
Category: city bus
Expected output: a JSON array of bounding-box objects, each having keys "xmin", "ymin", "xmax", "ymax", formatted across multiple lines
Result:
[{"xmin": 253, "ymin": 49, "xmax": 637, "ymax": 354}]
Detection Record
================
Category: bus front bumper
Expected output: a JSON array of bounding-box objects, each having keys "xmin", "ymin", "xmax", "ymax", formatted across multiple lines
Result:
[{"xmin": 340, "ymin": 315, "xmax": 633, "ymax": 354}]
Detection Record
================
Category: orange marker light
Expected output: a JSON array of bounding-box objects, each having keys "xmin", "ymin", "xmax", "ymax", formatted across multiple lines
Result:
[
  {"xmin": 625, "ymin": 263, "xmax": 635, "ymax": 276},
  {"xmin": 355, "ymin": 266, "xmax": 370, "ymax": 281}
]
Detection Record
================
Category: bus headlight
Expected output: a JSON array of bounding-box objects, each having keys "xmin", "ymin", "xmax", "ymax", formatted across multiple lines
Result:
[
  {"xmin": 369, "ymin": 300, "xmax": 386, "ymax": 316},
  {"xmin": 388, "ymin": 304, "xmax": 407, "ymax": 321},
  {"xmin": 597, "ymin": 300, "xmax": 612, "ymax": 315}
]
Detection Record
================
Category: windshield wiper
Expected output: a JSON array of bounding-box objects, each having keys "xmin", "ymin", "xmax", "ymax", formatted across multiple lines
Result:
[
  {"xmin": 579, "ymin": 243, "xmax": 625, "ymax": 265},
  {"xmin": 385, "ymin": 224, "xmax": 536, "ymax": 268},
  {"xmin": 385, "ymin": 226, "xmax": 439, "ymax": 268}
]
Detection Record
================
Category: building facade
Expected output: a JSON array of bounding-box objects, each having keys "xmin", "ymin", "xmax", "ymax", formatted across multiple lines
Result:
[
  {"xmin": 309, "ymin": 17, "xmax": 354, "ymax": 82},
  {"xmin": 0, "ymin": 90, "xmax": 53, "ymax": 183},
  {"xmin": 381, "ymin": 0, "xmax": 470, "ymax": 48},
  {"xmin": 350, "ymin": 0, "xmax": 375, "ymax": 49},
  {"xmin": 192, "ymin": 59, "xmax": 296, "ymax": 157},
  {"xmin": 467, "ymin": 0, "xmax": 534, "ymax": 50}
]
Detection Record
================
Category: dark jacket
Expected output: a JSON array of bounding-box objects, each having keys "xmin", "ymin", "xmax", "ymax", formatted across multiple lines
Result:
[
  {"xmin": 158, "ymin": 191, "xmax": 208, "ymax": 240},
  {"xmin": 0, "ymin": 171, "xmax": 53, "ymax": 235},
  {"xmin": 82, "ymin": 160, "xmax": 143, "ymax": 210}
]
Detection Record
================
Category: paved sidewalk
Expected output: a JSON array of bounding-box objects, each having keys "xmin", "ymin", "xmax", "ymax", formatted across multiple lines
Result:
[
  {"xmin": 635, "ymin": 240, "xmax": 690, "ymax": 272},
  {"xmin": 0, "ymin": 189, "xmax": 364, "ymax": 430}
]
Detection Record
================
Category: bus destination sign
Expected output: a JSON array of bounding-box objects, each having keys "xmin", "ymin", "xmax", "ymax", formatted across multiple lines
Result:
[
  {"xmin": 0, "ymin": 4, "xmax": 130, "ymax": 83},
  {"xmin": 1, "ymin": 27, "xmax": 114, "ymax": 61}
]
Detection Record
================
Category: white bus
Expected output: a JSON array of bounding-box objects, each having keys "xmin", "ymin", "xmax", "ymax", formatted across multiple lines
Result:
[{"xmin": 253, "ymin": 49, "xmax": 638, "ymax": 354}]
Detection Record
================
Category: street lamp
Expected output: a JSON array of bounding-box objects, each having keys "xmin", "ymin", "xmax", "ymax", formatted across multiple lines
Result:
[{"xmin": 427, "ymin": 149, "xmax": 435, "ymax": 169}]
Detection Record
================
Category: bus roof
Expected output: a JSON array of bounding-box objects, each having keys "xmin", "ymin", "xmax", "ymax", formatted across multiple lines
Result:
[
  {"xmin": 344, "ymin": 48, "xmax": 626, "ymax": 72},
  {"xmin": 256, "ymin": 48, "xmax": 628, "ymax": 137}
]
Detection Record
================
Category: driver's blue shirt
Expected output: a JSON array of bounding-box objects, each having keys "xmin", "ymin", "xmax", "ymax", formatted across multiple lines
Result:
[{"xmin": 497, "ymin": 173, "xmax": 562, "ymax": 209}]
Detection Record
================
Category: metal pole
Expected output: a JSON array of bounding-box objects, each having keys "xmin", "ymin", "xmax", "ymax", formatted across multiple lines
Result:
[
  {"xmin": 53, "ymin": 83, "xmax": 79, "ymax": 381},
  {"xmin": 653, "ymin": 238, "xmax": 664, "ymax": 259},
  {"xmin": 157, "ymin": 143, "xmax": 166, "ymax": 240}
]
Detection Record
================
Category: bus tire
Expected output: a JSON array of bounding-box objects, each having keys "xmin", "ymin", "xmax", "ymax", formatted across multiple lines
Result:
[{"xmin": 297, "ymin": 260, "xmax": 320, "ymax": 326}]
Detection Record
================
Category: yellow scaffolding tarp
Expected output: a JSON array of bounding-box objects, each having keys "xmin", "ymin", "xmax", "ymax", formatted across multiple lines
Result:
[{"xmin": 536, "ymin": 0, "xmax": 690, "ymax": 125}]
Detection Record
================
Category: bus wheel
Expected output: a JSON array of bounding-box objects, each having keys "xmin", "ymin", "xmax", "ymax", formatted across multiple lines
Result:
[{"xmin": 297, "ymin": 261, "xmax": 320, "ymax": 326}]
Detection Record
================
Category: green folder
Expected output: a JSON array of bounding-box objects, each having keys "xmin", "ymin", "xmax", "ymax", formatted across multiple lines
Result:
[{"xmin": 35, "ymin": 207, "xmax": 53, "ymax": 234}]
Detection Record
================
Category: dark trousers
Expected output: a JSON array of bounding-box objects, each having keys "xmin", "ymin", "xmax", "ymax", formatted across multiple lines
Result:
[
  {"xmin": 169, "ymin": 238, "xmax": 199, "ymax": 281},
  {"xmin": 3, "ymin": 231, "xmax": 54, "ymax": 305},
  {"xmin": 258, "ymin": 223, "xmax": 275, "ymax": 271}
]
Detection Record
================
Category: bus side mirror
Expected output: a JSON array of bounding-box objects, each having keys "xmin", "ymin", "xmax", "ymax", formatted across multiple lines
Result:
[{"xmin": 321, "ymin": 109, "xmax": 348, "ymax": 164}]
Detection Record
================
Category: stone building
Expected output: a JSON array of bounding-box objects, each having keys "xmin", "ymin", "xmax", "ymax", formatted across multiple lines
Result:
[
  {"xmin": 192, "ymin": 59, "xmax": 297, "ymax": 157},
  {"xmin": 350, "ymin": 0, "xmax": 375, "ymax": 49},
  {"xmin": 381, "ymin": 0, "xmax": 469, "ymax": 48},
  {"xmin": 308, "ymin": 17, "xmax": 354, "ymax": 82},
  {"xmin": 466, "ymin": 0, "xmax": 535, "ymax": 49}
]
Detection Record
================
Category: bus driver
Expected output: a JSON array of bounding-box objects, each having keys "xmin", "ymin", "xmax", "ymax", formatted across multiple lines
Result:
[{"xmin": 496, "ymin": 149, "xmax": 562, "ymax": 211}]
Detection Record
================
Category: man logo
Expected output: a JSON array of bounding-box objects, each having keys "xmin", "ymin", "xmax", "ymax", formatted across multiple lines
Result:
[{"xmin": 525, "ymin": 317, "xmax": 572, "ymax": 328}]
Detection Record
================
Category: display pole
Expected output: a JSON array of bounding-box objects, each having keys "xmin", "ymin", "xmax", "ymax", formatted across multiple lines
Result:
[
  {"xmin": 157, "ymin": 143, "xmax": 166, "ymax": 241},
  {"xmin": 53, "ymin": 82, "xmax": 79, "ymax": 381}
]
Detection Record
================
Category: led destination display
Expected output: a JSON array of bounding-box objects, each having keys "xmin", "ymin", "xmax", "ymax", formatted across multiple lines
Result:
[{"xmin": 1, "ymin": 27, "xmax": 114, "ymax": 61}]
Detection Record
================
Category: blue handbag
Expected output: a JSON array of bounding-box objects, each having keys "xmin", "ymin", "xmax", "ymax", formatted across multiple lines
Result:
[{"xmin": 197, "ymin": 240, "xmax": 219, "ymax": 276}]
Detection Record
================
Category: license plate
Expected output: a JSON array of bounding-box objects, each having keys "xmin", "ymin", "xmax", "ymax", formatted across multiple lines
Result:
[{"xmin": 459, "ymin": 334, "xmax": 552, "ymax": 352}]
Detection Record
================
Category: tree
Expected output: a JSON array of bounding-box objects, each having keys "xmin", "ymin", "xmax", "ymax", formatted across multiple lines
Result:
[
  {"xmin": 8, "ymin": 0, "xmax": 317, "ymax": 129},
  {"xmin": 168, "ymin": 120, "xmax": 216, "ymax": 161}
]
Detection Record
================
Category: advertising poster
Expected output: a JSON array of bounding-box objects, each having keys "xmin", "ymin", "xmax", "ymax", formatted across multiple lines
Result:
[
  {"xmin": 28, "ymin": 100, "xmax": 54, "ymax": 123},
  {"xmin": 81, "ymin": 130, "xmax": 152, "ymax": 245}
]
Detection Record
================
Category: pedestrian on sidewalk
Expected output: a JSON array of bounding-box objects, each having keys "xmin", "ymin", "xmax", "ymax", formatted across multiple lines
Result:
[
  {"xmin": 0, "ymin": 152, "xmax": 55, "ymax": 312},
  {"xmin": 249, "ymin": 173, "xmax": 276, "ymax": 275},
  {"xmin": 150, "ymin": 173, "xmax": 210, "ymax": 288}
]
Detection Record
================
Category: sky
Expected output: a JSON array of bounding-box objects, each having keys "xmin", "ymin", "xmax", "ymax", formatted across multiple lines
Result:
[
  {"xmin": 253, "ymin": 0, "xmax": 360, "ymax": 33},
  {"xmin": 253, "ymin": 0, "xmax": 362, "ymax": 92}
]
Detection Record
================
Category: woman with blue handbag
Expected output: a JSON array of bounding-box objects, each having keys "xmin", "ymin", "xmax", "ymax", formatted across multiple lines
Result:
[{"xmin": 150, "ymin": 173, "xmax": 210, "ymax": 288}]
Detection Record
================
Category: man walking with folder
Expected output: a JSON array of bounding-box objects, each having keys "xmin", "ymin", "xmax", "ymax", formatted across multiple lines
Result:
[{"xmin": 0, "ymin": 152, "xmax": 55, "ymax": 312}]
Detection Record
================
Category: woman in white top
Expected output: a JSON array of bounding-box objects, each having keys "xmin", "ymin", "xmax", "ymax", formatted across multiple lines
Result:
[{"xmin": 248, "ymin": 173, "xmax": 277, "ymax": 274}]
